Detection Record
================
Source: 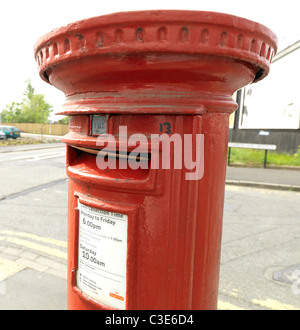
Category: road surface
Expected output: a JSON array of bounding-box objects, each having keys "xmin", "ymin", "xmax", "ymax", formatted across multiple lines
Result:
[{"xmin": 0, "ymin": 145, "xmax": 68, "ymax": 309}]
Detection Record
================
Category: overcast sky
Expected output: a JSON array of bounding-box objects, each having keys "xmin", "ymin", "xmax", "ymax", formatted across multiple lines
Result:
[{"xmin": 0, "ymin": 0, "xmax": 299, "ymax": 120}]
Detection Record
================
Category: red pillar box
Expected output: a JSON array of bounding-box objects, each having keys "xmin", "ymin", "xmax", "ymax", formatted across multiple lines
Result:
[{"xmin": 34, "ymin": 10, "xmax": 277, "ymax": 310}]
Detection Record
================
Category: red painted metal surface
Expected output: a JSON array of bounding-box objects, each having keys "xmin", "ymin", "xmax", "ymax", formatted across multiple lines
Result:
[{"xmin": 34, "ymin": 10, "xmax": 277, "ymax": 310}]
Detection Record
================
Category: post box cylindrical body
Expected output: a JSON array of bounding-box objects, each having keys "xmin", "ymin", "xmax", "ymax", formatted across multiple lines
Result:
[{"xmin": 34, "ymin": 10, "xmax": 277, "ymax": 310}]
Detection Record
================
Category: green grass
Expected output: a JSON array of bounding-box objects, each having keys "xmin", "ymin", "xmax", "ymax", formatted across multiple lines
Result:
[{"xmin": 228, "ymin": 147, "xmax": 300, "ymax": 167}]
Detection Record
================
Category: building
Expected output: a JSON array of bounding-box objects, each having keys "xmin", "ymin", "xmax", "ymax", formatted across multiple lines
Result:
[{"xmin": 229, "ymin": 40, "xmax": 300, "ymax": 154}]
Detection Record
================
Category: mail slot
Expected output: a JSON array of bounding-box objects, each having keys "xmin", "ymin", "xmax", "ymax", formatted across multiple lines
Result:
[{"xmin": 34, "ymin": 10, "xmax": 277, "ymax": 310}]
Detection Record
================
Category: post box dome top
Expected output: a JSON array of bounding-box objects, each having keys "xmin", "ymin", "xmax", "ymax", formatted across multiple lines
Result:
[{"xmin": 34, "ymin": 10, "xmax": 277, "ymax": 90}]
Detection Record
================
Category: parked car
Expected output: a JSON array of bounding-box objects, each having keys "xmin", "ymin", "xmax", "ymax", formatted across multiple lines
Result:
[
  {"xmin": 0, "ymin": 130, "xmax": 6, "ymax": 140},
  {"xmin": 0, "ymin": 125, "xmax": 21, "ymax": 139}
]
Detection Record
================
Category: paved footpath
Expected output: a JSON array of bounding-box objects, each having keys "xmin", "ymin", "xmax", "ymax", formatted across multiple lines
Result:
[
  {"xmin": 219, "ymin": 184, "xmax": 300, "ymax": 310},
  {"xmin": 226, "ymin": 166, "xmax": 300, "ymax": 190},
  {"xmin": 0, "ymin": 142, "xmax": 64, "ymax": 154},
  {"xmin": 0, "ymin": 179, "xmax": 68, "ymax": 310}
]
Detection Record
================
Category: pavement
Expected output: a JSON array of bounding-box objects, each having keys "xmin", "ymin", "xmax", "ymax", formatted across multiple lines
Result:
[
  {"xmin": 226, "ymin": 165, "xmax": 300, "ymax": 191},
  {"xmin": 0, "ymin": 142, "xmax": 64, "ymax": 154},
  {"xmin": 0, "ymin": 143, "xmax": 299, "ymax": 310}
]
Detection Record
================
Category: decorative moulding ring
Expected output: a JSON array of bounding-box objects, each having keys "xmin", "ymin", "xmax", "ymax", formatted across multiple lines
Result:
[
  {"xmin": 34, "ymin": 10, "xmax": 277, "ymax": 84},
  {"xmin": 34, "ymin": 10, "xmax": 277, "ymax": 116}
]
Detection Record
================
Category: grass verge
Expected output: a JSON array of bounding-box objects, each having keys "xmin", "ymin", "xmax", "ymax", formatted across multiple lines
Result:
[{"xmin": 228, "ymin": 147, "xmax": 300, "ymax": 167}]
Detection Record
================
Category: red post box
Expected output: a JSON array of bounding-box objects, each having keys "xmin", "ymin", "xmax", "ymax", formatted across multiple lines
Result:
[{"xmin": 34, "ymin": 10, "xmax": 277, "ymax": 310}]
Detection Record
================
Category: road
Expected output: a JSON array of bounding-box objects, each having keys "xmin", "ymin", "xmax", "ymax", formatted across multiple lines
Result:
[
  {"xmin": 219, "ymin": 185, "xmax": 300, "ymax": 310},
  {"xmin": 0, "ymin": 144, "xmax": 68, "ymax": 309},
  {"xmin": 0, "ymin": 146, "xmax": 66, "ymax": 200},
  {"xmin": 0, "ymin": 144, "xmax": 299, "ymax": 310}
]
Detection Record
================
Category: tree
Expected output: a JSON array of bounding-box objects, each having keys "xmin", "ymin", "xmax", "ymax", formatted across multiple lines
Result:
[
  {"xmin": 58, "ymin": 117, "xmax": 69, "ymax": 125},
  {"xmin": 1, "ymin": 102, "xmax": 22, "ymax": 123},
  {"xmin": 1, "ymin": 80, "xmax": 53, "ymax": 123}
]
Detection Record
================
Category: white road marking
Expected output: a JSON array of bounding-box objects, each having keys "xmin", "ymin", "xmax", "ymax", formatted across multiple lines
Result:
[{"xmin": 11, "ymin": 151, "xmax": 65, "ymax": 162}]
